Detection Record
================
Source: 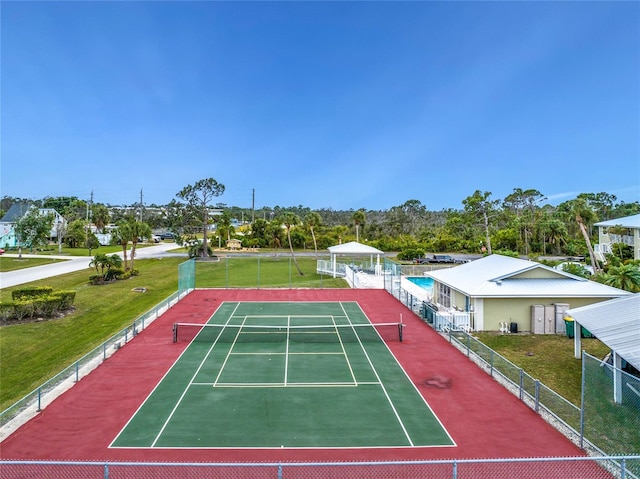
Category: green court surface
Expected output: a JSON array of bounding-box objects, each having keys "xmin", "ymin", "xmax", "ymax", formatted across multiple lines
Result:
[{"xmin": 111, "ymin": 301, "xmax": 455, "ymax": 449}]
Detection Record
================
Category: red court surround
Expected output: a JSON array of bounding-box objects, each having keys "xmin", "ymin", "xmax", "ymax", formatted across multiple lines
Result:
[{"xmin": 0, "ymin": 289, "xmax": 587, "ymax": 464}]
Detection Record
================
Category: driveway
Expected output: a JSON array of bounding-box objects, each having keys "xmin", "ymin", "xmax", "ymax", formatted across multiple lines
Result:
[{"xmin": 0, "ymin": 243, "xmax": 183, "ymax": 289}]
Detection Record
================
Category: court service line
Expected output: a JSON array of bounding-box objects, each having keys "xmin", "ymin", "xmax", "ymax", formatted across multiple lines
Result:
[
  {"xmin": 150, "ymin": 302, "xmax": 243, "ymax": 447},
  {"xmin": 340, "ymin": 302, "xmax": 415, "ymax": 447},
  {"xmin": 284, "ymin": 315, "xmax": 291, "ymax": 386},
  {"xmin": 331, "ymin": 313, "xmax": 358, "ymax": 385},
  {"xmin": 213, "ymin": 314, "xmax": 249, "ymax": 387}
]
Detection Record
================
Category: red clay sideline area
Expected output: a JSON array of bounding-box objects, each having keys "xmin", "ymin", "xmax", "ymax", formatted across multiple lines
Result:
[{"xmin": 0, "ymin": 289, "xmax": 587, "ymax": 464}]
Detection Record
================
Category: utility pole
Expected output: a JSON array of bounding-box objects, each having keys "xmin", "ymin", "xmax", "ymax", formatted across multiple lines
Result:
[
  {"xmin": 87, "ymin": 191, "xmax": 94, "ymax": 255},
  {"xmin": 139, "ymin": 189, "xmax": 143, "ymax": 222},
  {"xmin": 251, "ymin": 188, "xmax": 255, "ymax": 223}
]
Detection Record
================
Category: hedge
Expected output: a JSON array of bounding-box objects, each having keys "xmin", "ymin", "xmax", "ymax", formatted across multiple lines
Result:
[
  {"xmin": 1, "ymin": 290, "xmax": 76, "ymax": 322},
  {"xmin": 11, "ymin": 286, "xmax": 54, "ymax": 301}
]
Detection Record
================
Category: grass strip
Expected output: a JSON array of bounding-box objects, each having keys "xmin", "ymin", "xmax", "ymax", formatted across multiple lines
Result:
[{"xmin": 0, "ymin": 256, "xmax": 346, "ymax": 410}]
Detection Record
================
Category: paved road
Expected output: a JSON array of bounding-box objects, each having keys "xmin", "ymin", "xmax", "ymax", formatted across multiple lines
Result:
[{"xmin": 0, "ymin": 243, "xmax": 183, "ymax": 289}]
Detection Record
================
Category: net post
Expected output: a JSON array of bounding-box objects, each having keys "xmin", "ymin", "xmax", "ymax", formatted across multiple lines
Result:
[
  {"xmin": 172, "ymin": 323, "xmax": 178, "ymax": 343},
  {"xmin": 398, "ymin": 323, "xmax": 404, "ymax": 342}
]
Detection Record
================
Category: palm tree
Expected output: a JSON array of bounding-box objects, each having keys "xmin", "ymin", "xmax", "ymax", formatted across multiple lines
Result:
[
  {"xmin": 571, "ymin": 199, "xmax": 601, "ymax": 274},
  {"xmin": 334, "ymin": 225, "xmax": 348, "ymax": 244},
  {"xmin": 603, "ymin": 264, "xmax": 640, "ymax": 292},
  {"xmin": 352, "ymin": 209, "xmax": 366, "ymax": 242},
  {"xmin": 114, "ymin": 222, "xmax": 133, "ymax": 271},
  {"xmin": 539, "ymin": 218, "xmax": 568, "ymax": 256},
  {"xmin": 127, "ymin": 221, "xmax": 152, "ymax": 271},
  {"xmin": 280, "ymin": 212, "xmax": 304, "ymax": 276},
  {"xmin": 89, "ymin": 253, "xmax": 122, "ymax": 281},
  {"xmin": 90, "ymin": 253, "xmax": 110, "ymax": 277},
  {"xmin": 305, "ymin": 211, "xmax": 322, "ymax": 259}
]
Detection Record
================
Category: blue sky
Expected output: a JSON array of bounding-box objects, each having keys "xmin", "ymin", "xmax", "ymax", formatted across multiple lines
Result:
[{"xmin": 2, "ymin": 1, "xmax": 639, "ymax": 211}]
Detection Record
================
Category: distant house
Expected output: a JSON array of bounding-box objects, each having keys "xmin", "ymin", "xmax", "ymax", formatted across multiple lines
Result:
[
  {"xmin": 424, "ymin": 254, "xmax": 630, "ymax": 333},
  {"xmin": 226, "ymin": 238, "xmax": 242, "ymax": 250},
  {"xmin": 0, "ymin": 203, "xmax": 65, "ymax": 248},
  {"xmin": 594, "ymin": 213, "xmax": 640, "ymax": 262}
]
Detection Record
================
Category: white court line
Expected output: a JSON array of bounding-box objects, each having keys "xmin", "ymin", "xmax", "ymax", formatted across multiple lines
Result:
[
  {"xmin": 150, "ymin": 302, "xmax": 242, "ymax": 447},
  {"xmin": 284, "ymin": 315, "xmax": 290, "ymax": 386},
  {"xmin": 339, "ymin": 302, "xmax": 415, "ymax": 447}
]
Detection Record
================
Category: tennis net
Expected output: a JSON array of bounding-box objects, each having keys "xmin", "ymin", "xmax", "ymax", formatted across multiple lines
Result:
[{"xmin": 173, "ymin": 322, "xmax": 405, "ymax": 344}]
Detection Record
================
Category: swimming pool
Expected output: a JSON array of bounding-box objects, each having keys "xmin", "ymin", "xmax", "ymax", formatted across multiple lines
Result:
[{"xmin": 407, "ymin": 277, "xmax": 434, "ymax": 290}]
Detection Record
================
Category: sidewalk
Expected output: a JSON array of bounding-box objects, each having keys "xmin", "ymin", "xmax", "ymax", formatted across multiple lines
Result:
[{"xmin": 0, "ymin": 243, "xmax": 182, "ymax": 289}]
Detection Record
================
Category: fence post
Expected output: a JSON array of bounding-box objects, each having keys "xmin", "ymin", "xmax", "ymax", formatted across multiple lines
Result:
[
  {"xmin": 580, "ymin": 350, "xmax": 586, "ymax": 450},
  {"xmin": 519, "ymin": 368, "xmax": 524, "ymax": 400},
  {"xmin": 489, "ymin": 350, "xmax": 494, "ymax": 377},
  {"xmin": 452, "ymin": 460, "xmax": 458, "ymax": 479},
  {"xmin": 104, "ymin": 463, "xmax": 109, "ymax": 479},
  {"xmin": 75, "ymin": 361, "xmax": 79, "ymax": 382},
  {"xmin": 466, "ymin": 333, "xmax": 470, "ymax": 357},
  {"xmin": 278, "ymin": 463, "xmax": 283, "ymax": 479},
  {"xmin": 534, "ymin": 380, "xmax": 540, "ymax": 412},
  {"xmin": 37, "ymin": 387, "xmax": 41, "ymax": 412},
  {"xmin": 621, "ymin": 458, "xmax": 626, "ymax": 479}
]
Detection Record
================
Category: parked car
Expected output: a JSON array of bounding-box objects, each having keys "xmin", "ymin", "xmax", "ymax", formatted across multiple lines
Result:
[
  {"xmin": 159, "ymin": 232, "xmax": 175, "ymax": 240},
  {"xmin": 0, "ymin": 248, "xmax": 4, "ymax": 255},
  {"xmin": 151, "ymin": 235, "xmax": 162, "ymax": 243},
  {"xmin": 420, "ymin": 254, "xmax": 467, "ymax": 264}
]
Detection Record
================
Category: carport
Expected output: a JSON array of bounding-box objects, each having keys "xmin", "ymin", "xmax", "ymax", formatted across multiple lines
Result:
[{"xmin": 566, "ymin": 294, "xmax": 639, "ymax": 403}]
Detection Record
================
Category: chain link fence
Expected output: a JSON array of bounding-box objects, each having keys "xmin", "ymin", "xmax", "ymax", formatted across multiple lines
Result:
[
  {"xmin": 0, "ymin": 289, "xmax": 187, "ymax": 440},
  {"xmin": 383, "ymin": 257, "xmax": 640, "ymax": 462},
  {"xmin": 582, "ymin": 352, "xmax": 640, "ymax": 461},
  {"xmin": 1, "ymin": 456, "xmax": 638, "ymax": 478}
]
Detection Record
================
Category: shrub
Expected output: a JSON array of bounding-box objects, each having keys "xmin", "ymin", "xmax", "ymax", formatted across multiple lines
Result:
[
  {"xmin": 12, "ymin": 299, "xmax": 34, "ymax": 320},
  {"xmin": 12, "ymin": 286, "xmax": 54, "ymax": 301},
  {"xmin": 105, "ymin": 268, "xmax": 124, "ymax": 281},
  {"xmin": 55, "ymin": 291, "xmax": 76, "ymax": 309},
  {"xmin": 397, "ymin": 247, "xmax": 425, "ymax": 261},
  {"xmin": 0, "ymin": 302, "xmax": 14, "ymax": 321},
  {"xmin": 32, "ymin": 296, "xmax": 57, "ymax": 317}
]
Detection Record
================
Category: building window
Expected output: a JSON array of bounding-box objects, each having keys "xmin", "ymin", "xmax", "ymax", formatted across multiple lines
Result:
[{"xmin": 438, "ymin": 284, "xmax": 451, "ymax": 308}]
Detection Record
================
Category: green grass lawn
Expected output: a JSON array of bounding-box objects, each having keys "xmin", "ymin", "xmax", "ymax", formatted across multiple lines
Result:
[
  {"xmin": 474, "ymin": 332, "xmax": 610, "ymax": 406},
  {"xmin": 0, "ymin": 256, "xmax": 346, "ymax": 410},
  {"xmin": 0, "ymin": 257, "xmax": 67, "ymax": 272}
]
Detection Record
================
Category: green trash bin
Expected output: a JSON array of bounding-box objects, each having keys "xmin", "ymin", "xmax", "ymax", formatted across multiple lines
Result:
[
  {"xmin": 564, "ymin": 317, "xmax": 575, "ymax": 338},
  {"xmin": 581, "ymin": 326, "xmax": 593, "ymax": 338}
]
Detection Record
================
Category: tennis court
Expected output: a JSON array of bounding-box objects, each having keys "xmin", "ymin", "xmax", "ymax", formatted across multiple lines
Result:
[{"xmin": 111, "ymin": 301, "xmax": 455, "ymax": 449}]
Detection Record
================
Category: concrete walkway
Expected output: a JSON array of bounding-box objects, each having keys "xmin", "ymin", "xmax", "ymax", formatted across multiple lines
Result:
[{"xmin": 0, "ymin": 243, "xmax": 183, "ymax": 289}]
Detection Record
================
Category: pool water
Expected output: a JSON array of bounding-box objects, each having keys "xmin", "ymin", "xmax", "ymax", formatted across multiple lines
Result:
[{"xmin": 407, "ymin": 277, "xmax": 434, "ymax": 289}]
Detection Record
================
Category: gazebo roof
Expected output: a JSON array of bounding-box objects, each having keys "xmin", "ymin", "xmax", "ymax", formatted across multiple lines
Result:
[{"xmin": 327, "ymin": 241, "xmax": 384, "ymax": 255}]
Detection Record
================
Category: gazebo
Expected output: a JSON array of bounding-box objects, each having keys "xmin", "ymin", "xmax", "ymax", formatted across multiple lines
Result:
[{"xmin": 326, "ymin": 241, "xmax": 384, "ymax": 278}]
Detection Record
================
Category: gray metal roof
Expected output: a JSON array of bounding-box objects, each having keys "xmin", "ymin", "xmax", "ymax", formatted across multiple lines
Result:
[
  {"xmin": 566, "ymin": 294, "xmax": 640, "ymax": 371},
  {"xmin": 594, "ymin": 213, "xmax": 640, "ymax": 228},
  {"xmin": 0, "ymin": 203, "xmax": 32, "ymax": 223},
  {"xmin": 426, "ymin": 254, "xmax": 629, "ymax": 298}
]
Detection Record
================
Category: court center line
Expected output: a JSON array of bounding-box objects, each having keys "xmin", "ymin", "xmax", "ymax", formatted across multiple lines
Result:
[
  {"xmin": 331, "ymin": 313, "xmax": 358, "ymax": 386},
  {"xmin": 284, "ymin": 315, "xmax": 290, "ymax": 386},
  {"xmin": 213, "ymin": 315, "xmax": 248, "ymax": 387}
]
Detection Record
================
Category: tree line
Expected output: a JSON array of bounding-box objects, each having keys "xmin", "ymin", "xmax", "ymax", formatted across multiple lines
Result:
[{"xmin": 2, "ymin": 186, "xmax": 639, "ymax": 263}]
